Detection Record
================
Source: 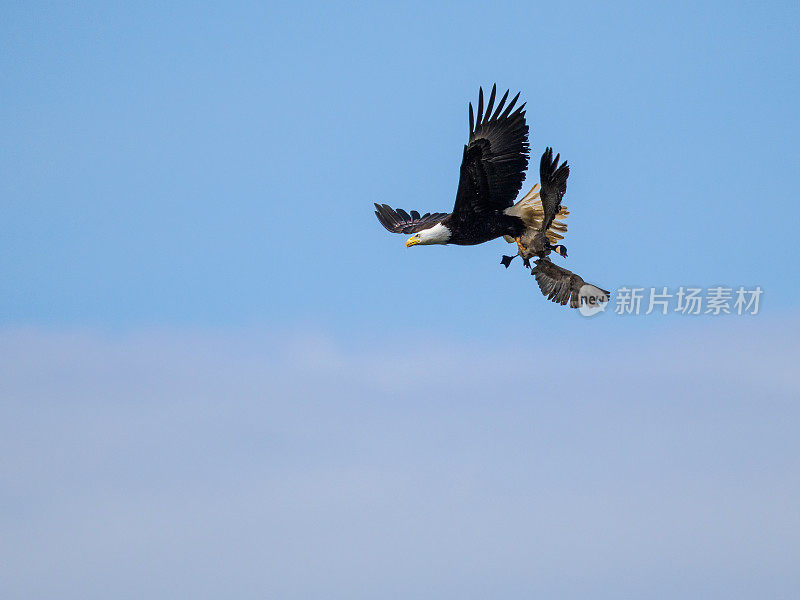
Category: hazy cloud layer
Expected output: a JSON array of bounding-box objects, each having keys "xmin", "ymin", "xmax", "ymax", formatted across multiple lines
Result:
[{"xmin": 1, "ymin": 321, "xmax": 798, "ymax": 599}]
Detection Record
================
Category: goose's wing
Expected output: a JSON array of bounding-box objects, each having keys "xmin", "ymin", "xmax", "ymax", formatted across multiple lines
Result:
[
  {"xmin": 532, "ymin": 258, "xmax": 610, "ymax": 308},
  {"xmin": 374, "ymin": 204, "xmax": 450, "ymax": 234},
  {"xmin": 451, "ymin": 85, "xmax": 529, "ymax": 220},
  {"xmin": 539, "ymin": 147, "xmax": 569, "ymax": 233}
]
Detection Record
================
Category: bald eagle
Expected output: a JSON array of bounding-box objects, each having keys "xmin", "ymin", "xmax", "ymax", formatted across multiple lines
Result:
[{"xmin": 375, "ymin": 85, "xmax": 609, "ymax": 309}]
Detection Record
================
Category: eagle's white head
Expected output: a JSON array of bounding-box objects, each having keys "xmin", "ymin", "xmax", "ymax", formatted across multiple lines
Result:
[{"xmin": 406, "ymin": 222, "xmax": 451, "ymax": 247}]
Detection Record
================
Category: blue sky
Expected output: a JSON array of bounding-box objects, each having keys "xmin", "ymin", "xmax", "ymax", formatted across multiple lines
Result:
[
  {"xmin": 2, "ymin": 0, "xmax": 799, "ymax": 334},
  {"xmin": 1, "ymin": 1, "xmax": 799, "ymax": 598}
]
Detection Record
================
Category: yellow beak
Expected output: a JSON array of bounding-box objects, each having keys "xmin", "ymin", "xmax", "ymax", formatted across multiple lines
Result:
[{"xmin": 406, "ymin": 237, "xmax": 419, "ymax": 248}]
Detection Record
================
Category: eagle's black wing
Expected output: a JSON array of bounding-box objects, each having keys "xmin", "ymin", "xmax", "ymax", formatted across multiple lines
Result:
[
  {"xmin": 374, "ymin": 204, "xmax": 450, "ymax": 234},
  {"xmin": 539, "ymin": 147, "xmax": 569, "ymax": 233},
  {"xmin": 451, "ymin": 85, "xmax": 529, "ymax": 220},
  {"xmin": 532, "ymin": 258, "xmax": 610, "ymax": 308}
]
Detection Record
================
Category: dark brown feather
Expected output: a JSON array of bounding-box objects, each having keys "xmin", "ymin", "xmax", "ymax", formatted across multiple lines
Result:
[
  {"xmin": 539, "ymin": 147, "xmax": 569, "ymax": 233},
  {"xmin": 451, "ymin": 85, "xmax": 530, "ymax": 221},
  {"xmin": 373, "ymin": 203, "xmax": 450, "ymax": 234},
  {"xmin": 532, "ymin": 258, "xmax": 610, "ymax": 308}
]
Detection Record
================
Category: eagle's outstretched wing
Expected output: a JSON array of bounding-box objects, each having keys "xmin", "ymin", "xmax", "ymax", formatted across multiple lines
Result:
[
  {"xmin": 539, "ymin": 147, "xmax": 569, "ymax": 233},
  {"xmin": 451, "ymin": 85, "xmax": 529, "ymax": 219},
  {"xmin": 374, "ymin": 204, "xmax": 450, "ymax": 234},
  {"xmin": 532, "ymin": 258, "xmax": 609, "ymax": 308}
]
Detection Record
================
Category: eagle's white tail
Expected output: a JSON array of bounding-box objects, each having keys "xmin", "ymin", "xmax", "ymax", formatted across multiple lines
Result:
[{"xmin": 503, "ymin": 183, "xmax": 569, "ymax": 243}]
